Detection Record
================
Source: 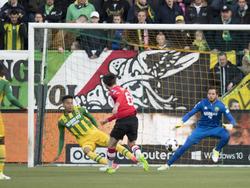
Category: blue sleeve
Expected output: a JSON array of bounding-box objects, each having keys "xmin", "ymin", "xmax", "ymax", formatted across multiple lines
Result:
[
  {"xmin": 221, "ymin": 104, "xmax": 236, "ymax": 126},
  {"xmin": 182, "ymin": 101, "xmax": 202, "ymax": 122}
]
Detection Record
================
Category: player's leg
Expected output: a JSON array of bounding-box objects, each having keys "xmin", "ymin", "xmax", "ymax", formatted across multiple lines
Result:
[
  {"xmin": 214, "ymin": 127, "xmax": 230, "ymax": 151},
  {"xmin": 126, "ymin": 116, "xmax": 149, "ymax": 171},
  {"xmin": 0, "ymin": 115, "xmax": 10, "ymax": 180},
  {"xmin": 94, "ymin": 129, "xmax": 137, "ymax": 163},
  {"xmin": 82, "ymin": 145, "xmax": 108, "ymax": 165},
  {"xmin": 128, "ymin": 140, "xmax": 149, "ymax": 171},
  {"xmin": 106, "ymin": 120, "xmax": 127, "ymax": 174},
  {"xmin": 106, "ymin": 137, "xmax": 119, "ymax": 174},
  {"xmin": 158, "ymin": 128, "xmax": 205, "ymax": 171},
  {"xmin": 79, "ymin": 134, "xmax": 107, "ymax": 165},
  {"xmin": 115, "ymin": 144, "xmax": 137, "ymax": 163},
  {"xmin": 125, "ymin": 116, "xmax": 142, "ymax": 160},
  {"xmin": 209, "ymin": 127, "xmax": 230, "ymax": 163},
  {"xmin": 89, "ymin": 130, "xmax": 119, "ymax": 172},
  {"xmin": 0, "ymin": 137, "xmax": 6, "ymax": 176},
  {"xmin": 0, "ymin": 136, "xmax": 5, "ymax": 174}
]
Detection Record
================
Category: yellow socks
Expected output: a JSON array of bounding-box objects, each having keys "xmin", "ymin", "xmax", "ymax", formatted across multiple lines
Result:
[
  {"xmin": 0, "ymin": 143, "xmax": 5, "ymax": 174},
  {"xmin": 116, "ymin": 144, "xmax": 137, "ymax": 163},
  {"xmin": 0, "ymin": 164, "xmax": 3, "ymax": 174},
  {"xmin": 87, "ymin": 151, "xmax": 107, "ymax": 165},
  {"xmin": 85, "ymin": 145, "xmax": 138, "ymax": 165}
]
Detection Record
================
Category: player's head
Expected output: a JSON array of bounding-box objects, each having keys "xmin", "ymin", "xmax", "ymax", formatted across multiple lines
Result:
[
  {"xmin": 102, "ymin": 73, "xmax": 117, "ymax": 89},
  {"xmin": 61, "ymin": 95, "xmax": 74, "ymax": 112},
  {"xmin": 207, "ymin": 87, "xmax": 218, "ymax": 102}
]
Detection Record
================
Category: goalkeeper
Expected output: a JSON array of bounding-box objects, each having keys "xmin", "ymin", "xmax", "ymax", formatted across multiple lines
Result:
[
  {"xmin": 158, "ymin": 87, "xmax": 236, "ymax": 171},
  {"xmin": 55, "ymin": 95, "xmax": 137, "ymax": 169}
]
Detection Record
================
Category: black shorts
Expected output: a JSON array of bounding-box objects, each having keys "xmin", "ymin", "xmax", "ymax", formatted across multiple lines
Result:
[{"xmin": 110, "ymin": 115, "xmax": 138, "ymax": 142}]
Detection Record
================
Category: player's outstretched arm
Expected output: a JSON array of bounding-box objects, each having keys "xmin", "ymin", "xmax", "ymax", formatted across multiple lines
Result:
[
  {"xmin": 174, "ymin": 101, "xmax": 202, "ymax": 129},
  {"xmin": 182, "ymin": 102, "xmax": 202, "ymax": 122},
  {"xmin": 174, "ymin": 121, "xmax": 184, "ymax": 129},
  {"xmin": 224, "ymin": 109, "xmax": 236, "ymax": 126},
  {"xmin": 54, "ymin": 123, "xmax": 65, "ymax": 161},
  {"xmin": 80, "ymin": 107, "xmax": 98, "ymax": 127},
  {"xmin": 4, "ymin": 81, "xmax": 24, "ymax": 109},
  {"xmin": 223, "ymin": 123, "xmax": 234, "ymax": 131},
  {"xmin": 112, "ymin": 102, "xmax": 120, "ymax": 115},
  {"xmin": 100, "ymin": 119, "xmax": 109, "ymax": 125},
  {"xmin": 100, "ymin": 102, "xmax": 120, "ymax": 125},
  {"xmin": 222, "ymin": 105, "xmax": 237, "ymax": 131}
]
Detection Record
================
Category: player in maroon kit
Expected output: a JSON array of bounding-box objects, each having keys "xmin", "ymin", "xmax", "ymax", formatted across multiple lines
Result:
[{"xmin": 101, "ymin": 73, "xmax": 149, "ymax": 174}]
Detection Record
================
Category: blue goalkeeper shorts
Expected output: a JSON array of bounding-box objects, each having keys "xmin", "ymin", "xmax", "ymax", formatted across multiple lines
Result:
[{"xmin": 187, "ymin": 126, "xmax": 229, "ymax": 144}]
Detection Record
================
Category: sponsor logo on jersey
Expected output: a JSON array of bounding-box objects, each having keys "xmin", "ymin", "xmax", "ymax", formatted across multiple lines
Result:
[
  {"xmin": 203, "ymin": 111, "xmax": 218, "ymax": 119},
  {"xmin": 66, "ymin": 114, "xmax": 81, "ymax": 127},
  {"xmin": 214, "ymin": 106, "xmax": 220, "ymax": 112}
]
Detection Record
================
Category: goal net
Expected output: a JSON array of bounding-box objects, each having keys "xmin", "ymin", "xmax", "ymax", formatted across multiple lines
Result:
[{"xmin": 28, "ymin": 23, "xmax": 250, "ymax": 167}]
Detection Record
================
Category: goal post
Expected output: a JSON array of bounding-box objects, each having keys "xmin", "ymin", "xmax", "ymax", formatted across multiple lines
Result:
[
  {"xmin": 28, "ymin": 24, "xmax": 35, "ymax": 168},
  {"xmin": 28, "ymin": 23, "xmax": 250, "ymax": 167}
]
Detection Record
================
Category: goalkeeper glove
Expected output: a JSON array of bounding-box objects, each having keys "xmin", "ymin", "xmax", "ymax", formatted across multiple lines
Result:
[
  {"xmin": 223, "ymin": 124, "xmax": 234, "ymax": 131},
  {"xmin": 174, "ymin": 121, "xmax": 184, "ymax": 129}
]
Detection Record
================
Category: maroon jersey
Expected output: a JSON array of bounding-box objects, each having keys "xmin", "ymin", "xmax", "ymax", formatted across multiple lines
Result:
[{"xmin": 107, "ymin": 85, "xmax": 137, "ymax": 122}]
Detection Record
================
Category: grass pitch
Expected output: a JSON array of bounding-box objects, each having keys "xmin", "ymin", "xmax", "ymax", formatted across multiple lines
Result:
[{"xmin": 0, "ymin": 165, "xmax": 249, "ymax": 188}]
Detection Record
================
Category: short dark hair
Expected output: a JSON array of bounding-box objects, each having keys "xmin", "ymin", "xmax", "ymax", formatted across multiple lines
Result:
[
  {"xmin": 35, "ymin": 11, "xmax": 43, "ymax": 16},
  {"xmin": 137, "ymin": 9, "xmax": 147, "ymax": 15},
  {"xmin": 9, "ymin": 9, "xmax": 19, "ymax": 15},
  {"xmin": 229, "ymin": 99, "xmax": 239, "ymax": 108},
  {"xmin": 113, "ymin": 13, "xmax": 122, "ymax": 18},
  {"xmin": 78, "ymin": 14, "xmax": 88, "ymax": 20},
  {"xmin": 35, "ymin": 11, "xmax": 44, "ymax": 20},
  {"xmin": 218, "ymin": 51, "xmax": 227, "ymax": 58},
  {"xmin": 102, "ymin": 73, "xmax": 116, "ymax": 87},
  {"xmin": 113, "ymin": 13, "xmax": 123, "ymax": 22},
  {"xmin": 61, "ymin": 95, "xmax": 74, "ymax": 102},
  {"xmin": 208, "ymin": 86, "xmax": 218, "ymax": 94}
]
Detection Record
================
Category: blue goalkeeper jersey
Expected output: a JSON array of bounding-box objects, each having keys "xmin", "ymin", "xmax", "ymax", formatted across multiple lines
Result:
[{"xmin": 182, "ymin": 98, "xmax": 236, "ymax": 128}]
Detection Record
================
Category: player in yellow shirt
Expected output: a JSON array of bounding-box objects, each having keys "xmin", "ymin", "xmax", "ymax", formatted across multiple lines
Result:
[
  {"xmin": 54, "ymin": 95, "xmax": 138, "ymax": 170},
  {"xmin": 0, "ymin": 64, "xmax": 24, "ymax": 180}
]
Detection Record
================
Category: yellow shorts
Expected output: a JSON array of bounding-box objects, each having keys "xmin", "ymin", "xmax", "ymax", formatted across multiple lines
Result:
[
  {"xmin": 77, "ymin": 129, "xmax": 109, "ymax": 151},
  {"xmin": 0, "ymin": 113, "xmax": 4, "ymax": 138}
]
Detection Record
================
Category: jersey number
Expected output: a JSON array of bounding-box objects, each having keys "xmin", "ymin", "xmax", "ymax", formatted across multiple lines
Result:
[{"xmin": 125, "ymin": 91, "xmax": 134, "ymax": 106}]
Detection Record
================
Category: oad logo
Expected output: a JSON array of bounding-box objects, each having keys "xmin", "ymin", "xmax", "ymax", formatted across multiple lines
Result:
[
  {"xmin": 214, "ymin": 107, "xmax": 220, "ymax": 112},
  {"xmin": 70, "ymin": 147, "xmax": 106, "ymax": 163}
]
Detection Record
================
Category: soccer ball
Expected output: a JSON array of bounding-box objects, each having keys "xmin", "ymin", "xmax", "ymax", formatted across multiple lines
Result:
[{"xmin": 165, "ymin": 138, "xmax": 179, "ymax": 152}]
